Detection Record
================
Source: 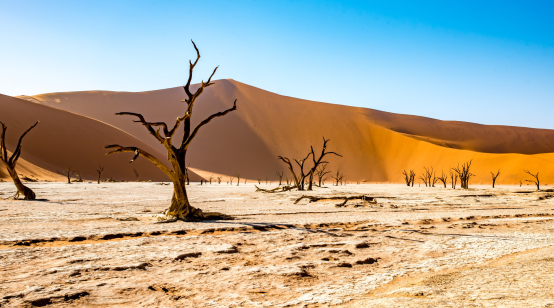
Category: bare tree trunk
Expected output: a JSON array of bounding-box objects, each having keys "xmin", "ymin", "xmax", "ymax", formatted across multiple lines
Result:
[
  {"xmin": 0, "ymin": 121, "xmax": 39, "ymax": 200},
  {"xmin": 5, "ymin": 166, "xmax": 35, "ymax": 200},
  {"xmin": 105, "ymin": 41, "xmax": 237, "ymax": 222},
  {"xmin": 97, "ymin": 165, "xmax": 104, "ymax": 184}
]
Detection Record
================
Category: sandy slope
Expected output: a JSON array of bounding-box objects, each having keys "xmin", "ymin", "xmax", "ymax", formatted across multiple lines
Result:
[
  {"xmin": 18, "ymin": 79, "xmax": 554, "ymax": 184},
  {"xmin": 0, "ymin": 94, "xmax": 175, "ymax": 182}
]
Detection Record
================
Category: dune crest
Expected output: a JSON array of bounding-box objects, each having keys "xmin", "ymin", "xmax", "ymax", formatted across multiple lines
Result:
[{"xmin": 11, "ymin": 80, "xmax": 554, "ymax": 184}]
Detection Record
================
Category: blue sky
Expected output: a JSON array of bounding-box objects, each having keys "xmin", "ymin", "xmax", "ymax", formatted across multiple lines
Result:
[{"xmin": 1, "ymin": 0, "xmax": 553, "ymax": 128}]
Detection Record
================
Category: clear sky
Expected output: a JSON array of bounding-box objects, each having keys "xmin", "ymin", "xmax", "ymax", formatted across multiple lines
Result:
[{"xmin": 1, "ymin": 0, "xmax": 553, "ymax": 129}]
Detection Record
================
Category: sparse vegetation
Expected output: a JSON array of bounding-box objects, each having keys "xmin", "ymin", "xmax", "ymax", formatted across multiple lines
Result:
[
  {"xmin": 97, "ymin": 165, "xmax": 104, "ymax": 184},
  {"xmin": 402, "ymin": 169, "xmax": 416, "ymax": 187},
  {"xmin": 58, "ymin": 167, "xmax": 76, "ymax": 184},
  {"xmin": 278, "ymin": 137, "xmax": 341, "ymax": 191},
  {"xmin": 452, "ymin": 160, "xmax": 475, "ymax": 189},
  {"xmin": 491, "ymin": 170, "xmax": 501, "ymax": 188},
  {"xmin": 437, "ymin": 171, "xmax": 448, "ymax": 188},
  {"xmin": 524, "ymin": 170, "xmax": 540, "ymax": 190}
]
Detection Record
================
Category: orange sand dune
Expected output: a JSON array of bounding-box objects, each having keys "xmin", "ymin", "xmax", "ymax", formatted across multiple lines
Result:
[
  {"xmin": 21, "ymin": 80, "xmax": 554, "ymax": 185},
  {"xmin": 0, "ymin": 94, "xmax": 202, "ymax": 182},
  {"xmin": 0, "ymin": 150, "xmax": 63, "ymax": 182}
]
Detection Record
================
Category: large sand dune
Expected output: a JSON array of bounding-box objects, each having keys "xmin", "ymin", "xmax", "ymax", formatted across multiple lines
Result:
[
  {"xmin": 0, "ymin": 94, "xmax": 173, "ymax": 182},
  {"xmin": 13, "ymin": 80, "xmax": 554, "ymax": 184}
]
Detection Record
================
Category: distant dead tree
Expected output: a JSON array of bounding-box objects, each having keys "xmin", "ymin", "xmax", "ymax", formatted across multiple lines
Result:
[
  {"xmin": 208, "ymin": 175, "xmax": 214, "ymax": 184},
  {"xmin": 421, "ymin": 167, "xmax": 436, "ymax": 187},
  {"xmin": 105, "ymin": 41, "xmax": 237, "ymax": 222},
  {"xmin": 285, "ymin": 176, "xmax": 291, "ymax": 186},
  {"xmin": 276, "ymin": 171, "xmax": 283, "ymax": 186},
  {"xmin": 74, "ymin": 170, "xmax": 84, "ymax": 182},
  {"xmin": 96, "ymin": 165, "xmax": 104, "ymax": 184},
  {"xmin": 520, "ymin": 180, "xmax": 522, "ymax": 187},
  {"xmin": 278, "ymin": 137, "xmax": 341, "ymax": 191},
  {"xmin": 491, "ymin": 170, "xmax": 501, "ymax": 188},
  {"xmin": 216, "ymin": 176, "xmax": 222, "ymax": 184},
  {"xmin": 524, "ymin": 170, "xmax": 540, "ymax": 190},
  {"xmin": 0, "ymin": 121, "xmax": 39, "ymax": 200},
  {"xmin": 452, "ymin": 160, "xmax": 474, "ymax": 189},
  {"xmin": 331, "ymin": 170, "xmax": 344, "ymax": 186},
  {"xmin": 436, "ymin": 171, "xmax": 448, "ymax": 188},
  {"xmin": 58, "ymin": 167, "xmax": 76, "ymax": 184},
  {"xmin": 306, "ymin": 138, "xmax": 342, "ymax": 191},
  {"xmin": 315, "ymin": 163, "xmax": 331, "ymax": 187},
  {"xmin": 234, "ymin": 173, "xmax": 241, "ymax": 186},
  {"xmin": 450, "ymin": 170, "xmax": 458, "ymax": 189},
  {"xmin": 257, "ymin": 178, "xmax": 262, "ymax": 184},
  {"xmin": 402, "ymin": 170, "xmax": 416, "ymax": 187},
  {"xmin": 229, "ymin": 175, "xmax": 235, "ymax": 185}
]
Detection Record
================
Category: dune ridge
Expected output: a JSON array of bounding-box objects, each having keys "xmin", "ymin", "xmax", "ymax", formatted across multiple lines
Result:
[
  {"xmin": 10, "ymin": 79, "xmax": 554, "ymax": 185},
  {"xmin": 0, "ymin": 94, "xmax": 202, "ymax": 182}
]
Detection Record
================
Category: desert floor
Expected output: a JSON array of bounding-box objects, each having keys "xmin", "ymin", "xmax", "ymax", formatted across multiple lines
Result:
[{"xmin": 1, "ymin": 182, "xmax": 553, "ymax": 307}]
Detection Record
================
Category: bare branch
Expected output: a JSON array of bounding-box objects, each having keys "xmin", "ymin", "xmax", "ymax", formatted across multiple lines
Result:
[
  {"xmin": 183, "ymin": 39, "xmax": 201, "ymax": 99},
  {"xmin": 8, "ymin": 121, "xmax": 39, "ymax": 166},
  {"xmin": 116, "ymin": 112, "xmax": 165, "ymax": 142},
  {"xmin": 183, "ymin": 99, "xmax": 237, "ymax": 149},
  {"xmin": 104, "ymin": 144, "xmax": 174, "ymax": 179}
]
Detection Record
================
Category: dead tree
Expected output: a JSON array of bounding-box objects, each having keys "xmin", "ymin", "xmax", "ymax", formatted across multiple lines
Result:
[
  {"xmin": 74, "ymin": 170, "xmax": 84, "ymax": 182},
  {"xmin": 315, "ymin": 163, "xmax": 331, "ymax": 187},
  {"xmin": 331, "ymin": 170, "xmax": 342, "ymax": 186},
  {"xmin": 234, "ymin": 173, "xmax": 241, "ymax": 186},
  {"xmin": 208, "ymin": 175, "xmax": 214, "ymax": 184},
  {"xmin": 452, "ymin": 160, "xmax": 474, "ymax": 189},
  {"xmin": 229, "ymin": 176, "xmax": 235, "ymax": 185},
  {"xmin": 491, "ymin": 170, "xmax": 501, "ymax": 188},
  {"xmin": 0, "ymin": 121, "xmax": 39, "ymax": 200},
  {"xmin": 96, "ymin": 165, "xmax": 104, "ymax": 184},
  {"xmin": 402, "ymin": 170, "xmax": 416, "ymax": 187},
  {"xmin": 217, "ymin": 176, "xmax": 222, "ymax": 184},
  {"xmin": 436, "ymin": 171, "xmax": 448, "ymax": 188},
  {"xmin": 524, "ymin": 170, "xmax": 540, "ymax": 190},
  {"xmin": 105, "ymin": 41, "xmax": 237, "ymax": 222},
  {"xmin": 450, "ymin": 170, "xmax": 458, "ymax": 189},
  {"xmin": 276, "ymin": 171, "xmax": 283, "ymax": 186},
  {"xmin": 293, "ymin": 153, "xmax": 311, "ymax": 190},
  {"xmin": 306, "ymin": 137, "xmax": 341, "ymax": 190},
  {"xmin": 58, "ymin": 167, "xmax": 76, "ymax": 184},
  {"xmin": 257, "ymin": 178, "xmax": 262, "ymax": 184},
  {"xmin": 295, "ymin": 195, "xmax": 377, "ymax": 207},
  {"xmin": 278, "ymin": 156, "xmax": 301, "ymax": 189}
]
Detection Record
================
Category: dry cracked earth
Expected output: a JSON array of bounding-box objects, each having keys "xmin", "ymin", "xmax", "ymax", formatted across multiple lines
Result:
[{"xmin": 1, "ymin": 182, "xmax": 554, "ymax": 307}]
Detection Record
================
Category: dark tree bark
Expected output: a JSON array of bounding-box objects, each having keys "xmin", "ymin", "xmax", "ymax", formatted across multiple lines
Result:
[
  {"xmin": 306, "ymin": 138, "xmax": 341, "ymax": 191},
  {"xmin": 524, "ymin": 170, "xmax": 540, "ymax": 191},
  {"xmin": 278, "ymin": 156, "xmax": 301, "ymax": 189},
  {"xmin": 315, "ymin": 163, "xmax": 331, "ymax": 187},
  {"xmin": 0, "ymin": 121, "xmax": 38, "ymax": 200},
  {"xmin": 437, "ymin": 171, "xmax": 448, "ymax": 188},
  {"xmin": 452, "ymin": 160, "xmax": 474, "ymax": 189},
  {"xmin": 234, "ymin": 173, "xmax": 241, "ymax": 186},
  {"xmin": 450, "ymin": 170, "xmax": 458, "ymax": 189},
  {"xmin": 58, "ymin": 167, "xmax": 76, "ymax": 184},
  {"xmin": 276, "ymin": 171, "xmax": 283, "ymax": 186},
  {"xmin": 97, "ymin": 165, "xmax": 104, "ymax": 184},
  {"xmin": 491, "ymin": 170, "xmax": 501, "ymax": 188},
  {"xmin": 105, "ymin": 41, "xmax": 237, "ymax": 222}
]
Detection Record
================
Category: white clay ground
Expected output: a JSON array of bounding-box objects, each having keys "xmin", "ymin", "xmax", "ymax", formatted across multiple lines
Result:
[{"xmin": 1, "ymin": 182, "xmax": 554, "ymax": 307}]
